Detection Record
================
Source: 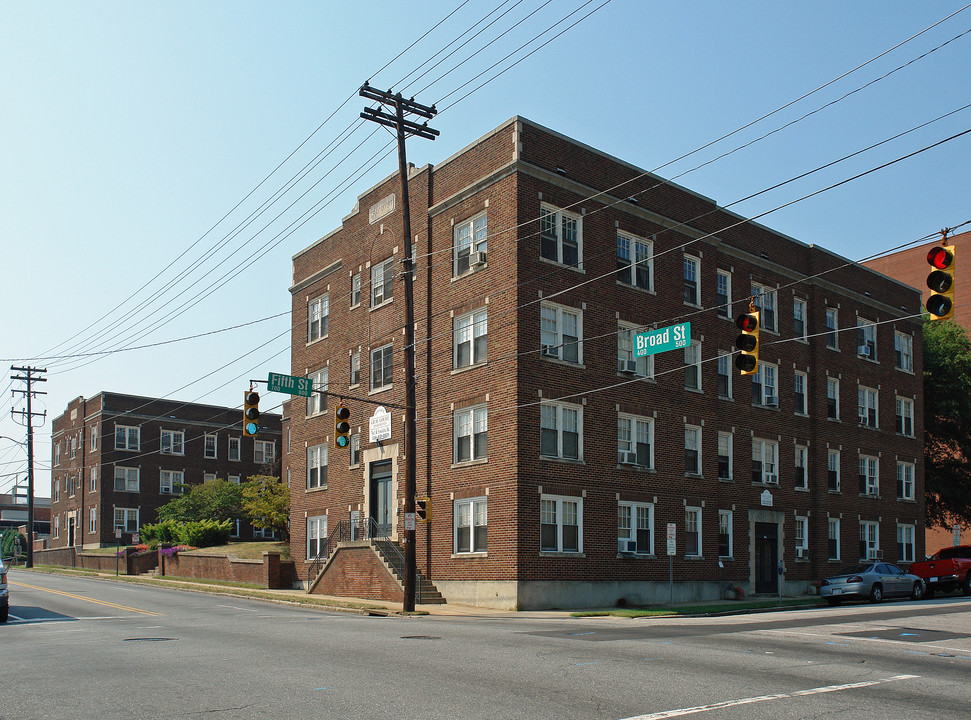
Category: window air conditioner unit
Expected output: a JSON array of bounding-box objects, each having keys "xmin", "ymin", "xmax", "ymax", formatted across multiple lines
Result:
[
  {"xmin": 866, "ymin": 548, "xmax": 883, "ymax": 560},
  {"xmin": 618, "ymin": 358, "xmax": 638, "ymax": 373},
  {"xmin": 541, "ymin": 345, "xmax": 558, "ymax": 358},
  {"xmin": 764, "ymin": 396, "xmax": 778, "ymax": 407},
  {"xmin": 795, "ymin": 547, "xmax": 807, "ymax": 559},
  {"xmin": 469, "ymin": 251, "xmax": 487, "ymax": 267},
  {"xmin": 765, "ymin": 474, "xmax": 778, "ymax": 485},
  {"xmin": 618, "ymin": 451, "xmax": 638, "ymax": 465},
  {"xmin": 618, "ymin": 539, "xmax": 638, "ymax": 554},
  {"xmin": 857, "ymin": 345, "xmax": 871, "ymax": 357}
]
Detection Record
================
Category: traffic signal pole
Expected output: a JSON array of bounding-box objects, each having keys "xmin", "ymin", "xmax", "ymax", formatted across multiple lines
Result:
[{"xmin": 360, "ymin": 83, "xmax": 438, "ymax": 612}]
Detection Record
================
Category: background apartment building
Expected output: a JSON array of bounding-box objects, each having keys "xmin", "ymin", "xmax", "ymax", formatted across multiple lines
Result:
[
  {"xmin": 51, "ymin": 392, "xmax": 281, "ymax": 549},
  {"xmin": 286, "ymin": 117, "xmax": 924, "ymax": 610}
]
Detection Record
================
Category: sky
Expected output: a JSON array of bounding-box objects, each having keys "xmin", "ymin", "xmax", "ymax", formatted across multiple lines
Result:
[{"xmin": 2, "ymin": 1, "xmax": 969, "ymax": 498}]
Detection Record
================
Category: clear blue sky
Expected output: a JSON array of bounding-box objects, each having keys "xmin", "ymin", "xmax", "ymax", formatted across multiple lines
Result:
[{"xmin": 2, "ymin": 1, "xmax": 969, "ymax": 497}]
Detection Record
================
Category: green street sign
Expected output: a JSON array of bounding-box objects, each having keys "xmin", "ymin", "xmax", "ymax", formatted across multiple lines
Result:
[
  {"xmin": 267, "ymin": 371, "xmax": 313, "ymax": 397},
  {"xmin": 634, "ymin": 322, "xmax": 691, "ymax": 358}
]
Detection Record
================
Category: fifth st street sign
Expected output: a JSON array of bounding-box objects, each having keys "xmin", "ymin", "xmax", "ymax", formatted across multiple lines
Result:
[
  {"xmin": 634, "ymin": 322, "xmax": 691, "ymax": 357},
  {"xmin": 267, "ymin": 371, "xmax": 313, "ymax": 398}
]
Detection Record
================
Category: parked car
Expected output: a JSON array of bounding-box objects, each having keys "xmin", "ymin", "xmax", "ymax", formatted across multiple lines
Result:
[
  {"xmin": 819, "ymin": 562, "xmax": 924, "ymax": 605},
  {"xmin": 908, "ymin": 545, "xmax": 971, "ymax": 598},
  {"xmin": 0, "ymin": 557, "xmax": 8, "ymax": 622}
]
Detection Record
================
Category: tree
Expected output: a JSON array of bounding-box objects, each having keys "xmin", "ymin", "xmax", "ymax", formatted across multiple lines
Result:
[
  {"xmin": 241, "ymin": 475, "xmax": 289, "ymax": 540},
  {"xmin": 923, "ymin": 319, "xmax": 971, "ymax": 528},
  {"xmin": 156, "ymin": 479, "xmax": 244, "ymax": 524}
]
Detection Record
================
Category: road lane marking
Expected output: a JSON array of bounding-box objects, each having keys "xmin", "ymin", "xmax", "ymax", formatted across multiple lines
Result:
[
  {"xmin": 619, "ymin": 675, "xmax": 919, "ymax": 720},
  {"xmin": 10, "ymin": 581, "xmax": 162, "ymax": 616},
  {"xmin": 764, "ymin": 628, "xmax": 971, "ymax": 654}
]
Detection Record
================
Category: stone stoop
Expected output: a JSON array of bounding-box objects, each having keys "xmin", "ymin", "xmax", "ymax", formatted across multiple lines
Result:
[{"xmin": 369, "ymin": 540, "xmax": 447, "ymax": 605}]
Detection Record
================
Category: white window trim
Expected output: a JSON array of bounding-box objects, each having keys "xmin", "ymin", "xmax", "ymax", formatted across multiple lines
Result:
[
  {"xmin": 228, "ymin": 436, "xmax": 241, "ymax": 462},
  {"xmin": 204, "ymin": 433, "xmax": 218, "ymax": 459},
  {"xmin": 858, "ymin": 385, "xmax": 879, "ymax": 428},
  {"xmin": 453, "ymin": 212, "xmax": 488, "ymax": 277},
  {"xmin": 370, "ymin": 343, "xmax": 394, "ymax": 392},
  {"xmin": 752, "ymin": 438, "xmax": 779, "ymax": 484},
  {"xmin": 896, "ymin": 396, "xmax": 914, "ymax": 437},
  {"xmin": 539, "ymin": 204, "xmax": 583, "ymax": 269},
  {"xmin": 617, "ymin": 413, "xmax": 654, "ymax": 469},
  {"xmin": 307, "ymin": 367, "xmax": 329, "ymax": 417},
  {"xmin": 897, "ymin": 523, "xmax": 915, "ymax": 563},
  {"xmin": 255, "ymin": 440, "xmax": 275, "ymax": 464},
  {"xmin": 540, "ymin": 301, "xmax": 583, "ymax": 365},
  {"xmin": 307, "ymin": 443, "xmax": 328, "ymax": 490},
  {"xmin": 616, "ymin": 230, "xmax": 653, "ymax": 291},
  {"xmin": 751, "ymin": 282, "xmax": 777, "ymax": 333},
  {"xmin": 794, "ymin": 370, "xmax": 808, "ymax": 415},
  {"xmin": 793, "ymin": 297, "xmax": 808, "ymax": 342},
  {"xmin": 716, "ymin": 352, "xmax": 733, "ymax": 399},
  {"xmin": 828, "ymin": 518, "xmax": 841, "ymax": 561},
  {"xmin": 683, "ymin": 254, "xmax": 701, "ymax": 307},
  {"xmin": 617, "ymin": 323, "xmax": 654, "ymax": 378},
  {"xmin": 716, "ymin": 269, "xmax": 731, "ymax": 318},
  {"xmin": 825, "ymin": 307, "xmax": 839, "ymax": 349},
  {"xmin": 308, "ymin": 293, "xmax": 329, "ymax": 343},
  {"xmin": 113, "ymin": 466, "xmax": 139, "ymax": 492},
  {"xmin": 684, "ymin": 340, "xmax": 702, "ymax": 391},
  {"xmin": 160, "ymin": 429, "xmax": 185, "ymax": 456},
  {"xmin": 454, "ymin": 404, "xmax": 488, "ymax": 464},
  {"xmin": 160, "ymin": 469, "xmax": 185, "ymax": 495},
  {"xmin": 454, "ymin": 496, "xmax": 487, "ymax": 555},
  {"xmin": 540, "ymin": 401, "xmax": 583, "ymax": 461},
  {"xmin": 370, "ymin": 258, "xmax": 394, "ymax": 307},
  {"xmin": 453, "ymin": 308, "xmax": 488, "ymax": 369},
  {"xmin": 897, "ymin": 461, "xmax": 915, "ymax": 500},
  {"xmin": 894, "ymin": 331, "xmax": 914, "ymax": 372},
  {"xmin": 115, "ymin": 425, "xmax": 140, "ymax": 451},
  {"xmin": 718, "ymin": 508, "xmax": 733, "ymax": 558},
  {"xmin": 795, "ymin": 516, "xmax": 809, "ymax": 556},
  {"xmin": 717, "ymin": 431, "xmax": 733, "ymax": 481},
  {"xmin": 618, "ymin": 500, "xmax": 654, "ymax": 556},
  {"xmin": 685, "ymin": 424, "xmax": 702, "ymax": 476},
  {"xmin": 752, "ymin": 362, "xmax": 778, "ymax": 406},
  {"xmin": 540, "ymin": 493, "xmax": 583, "ymax": 554},
  {"xmin": 828, "ymin": 449, "xmax": 841, "ymax": 492},
  {"xmin": 685, "ymin": 506, "xmax": 702, "ymax": 557},
  {"xmin": 859, "ymin": 454, "xmax": 879, "ymax": 496},
  {"xmin": 860, "ymin": 520, "xmax": 880, "ymax": 560}
]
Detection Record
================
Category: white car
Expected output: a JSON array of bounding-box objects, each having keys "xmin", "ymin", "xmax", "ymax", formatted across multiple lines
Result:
[{"xmin": 0, "ymin": 558, "xmax": 8, "ymax": 622}]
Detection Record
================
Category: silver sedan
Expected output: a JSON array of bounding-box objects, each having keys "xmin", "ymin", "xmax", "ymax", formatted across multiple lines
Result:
[{"xmin": 819, "ymin": 562, "xmax": 924, "ymax": 605}]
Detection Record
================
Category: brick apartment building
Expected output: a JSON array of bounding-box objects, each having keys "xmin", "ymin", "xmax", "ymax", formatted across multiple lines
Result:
[
  {"xmin": 50, "ymin": 392, "xmax": 281, "ymax": 549},
  {"xmin": 285, "ymin": 116, "xmax": 924, "ymax": 610},
  {"xmin": 865, "ymin": 228, "xmax": 971, "ymax": 553}
]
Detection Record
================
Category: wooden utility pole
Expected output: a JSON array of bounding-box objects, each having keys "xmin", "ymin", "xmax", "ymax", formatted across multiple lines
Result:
[
  {"xmin": 10, "ymin": 365, "xmax": 47, "ymax": 569},
  {"xmin": 359, "ymin": 82, "xmax": 438, "ymax": 612}
]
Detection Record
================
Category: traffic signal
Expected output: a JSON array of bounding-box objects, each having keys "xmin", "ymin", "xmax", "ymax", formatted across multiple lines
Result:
[
  {"xmin": 734, "ymin": 310, "xmax": 760, "ymax": 376},
  {"xmin": 243, "ymin": 391, "xmax": 260, "ymax": 437},
  {"xmin": 416, "ymin": 497, "xmax": 431, "ymax": 522},
  {"xmin": 334, "ymin": 403, "xmax": 351, "ymax": 448},
  {"xmin": 926, "ymin": 241, "xmax": 956, "ymax": 321}
]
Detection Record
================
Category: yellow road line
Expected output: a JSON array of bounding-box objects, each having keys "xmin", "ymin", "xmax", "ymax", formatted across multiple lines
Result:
[{"xmin": 11, "ymin": 581, "xmax": 163, "ymax": 616}]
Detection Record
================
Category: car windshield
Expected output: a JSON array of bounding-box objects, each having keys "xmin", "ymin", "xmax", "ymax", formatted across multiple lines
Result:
[
  {"xmin": 831, "ymin": 564, "xmax": 872, "ymax": 576},
  {"xmin": 938, "ymin": 547, "xmax": 971, "ymax": 560}
]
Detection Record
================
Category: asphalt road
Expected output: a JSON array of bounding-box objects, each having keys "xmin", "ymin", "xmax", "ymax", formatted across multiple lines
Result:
[{"xmin": 4, "ymin": 569, "xmax": 971, "ymax": 719}]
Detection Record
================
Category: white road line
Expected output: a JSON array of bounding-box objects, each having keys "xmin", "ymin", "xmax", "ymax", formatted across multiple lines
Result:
[
  {"xmin": 619, "ymin": 675, "xmax": 919, "ymax": 720},
  {"xmin": 764, "ymin": 628, "xmax": 971, "ymax": 654}
]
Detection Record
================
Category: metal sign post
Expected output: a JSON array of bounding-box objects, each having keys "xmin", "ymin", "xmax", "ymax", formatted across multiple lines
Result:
[{"xmin": 666, "ymin": 523, "xmax": 677, "ymax": 605}]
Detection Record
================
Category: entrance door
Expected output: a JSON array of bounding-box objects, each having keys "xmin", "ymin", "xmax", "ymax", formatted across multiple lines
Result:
[
  {"xmin": 369, "ymin": 460, "xmax": 393, "ymax": 536},
  {"xmin": 68, "ymin": 516, "xmax": 76, "ymax": 547},
  {"xmin": 754, "ymin": 522, "xmax": 778, "ymax": 594}
]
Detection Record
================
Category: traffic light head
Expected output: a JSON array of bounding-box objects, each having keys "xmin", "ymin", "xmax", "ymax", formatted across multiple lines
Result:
[
  {"xmin": 334, "ymin": 403, "xmax": 351, "ymax": 448},
  {"xmin": 734, "ymin": 310, "xmax": 760, "ymax": 376},
  {"xmin": 243, "ymin": 391, "xmax": 260, "ymax": 437},
  {"xmin": 926, "ymin": 242, "xmax": 956, "ymax": 321},
  {"xmin": 416, "ymin": 496, "xmax": 430, "ymax": 522}
]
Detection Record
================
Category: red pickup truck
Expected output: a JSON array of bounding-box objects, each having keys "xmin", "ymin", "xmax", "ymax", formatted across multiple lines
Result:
[{"xmin": 909, "ymin": 545, "xmax": 971, "ymax": 598}]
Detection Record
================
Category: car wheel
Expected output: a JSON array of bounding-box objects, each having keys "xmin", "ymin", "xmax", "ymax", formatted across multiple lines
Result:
[
  {"xmin": 826, "ymin": 597, "xmax": 841, "ymax": 606},
  {"xmin": 962, "ymin": 575, "xmax": 971, "ymax": 597},
  {"xmin": 869, "ymin": 583, "xmax": 883, "ymax": 603},
  {"xmin": 911, "ymin": 581, "xmax": 924, "ymax": 601}
]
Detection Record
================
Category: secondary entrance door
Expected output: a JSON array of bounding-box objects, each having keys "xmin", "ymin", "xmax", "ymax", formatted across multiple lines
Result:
[
  {"xmin": 369, "ymin": 460, "xmax": 393, "ymax": 536},
  {"xmin": 754, "ymin": 522, "xmax": 778, "ymax": 594}
]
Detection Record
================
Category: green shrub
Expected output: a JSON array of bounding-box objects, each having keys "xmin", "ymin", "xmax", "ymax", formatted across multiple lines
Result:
[
  {"xmin": 176, "ymin": 519, "xmax": 232, "ymax": 547},
  {"xmin": 140, "ymin": 520, "xmax": 181, "ymax": 544}
]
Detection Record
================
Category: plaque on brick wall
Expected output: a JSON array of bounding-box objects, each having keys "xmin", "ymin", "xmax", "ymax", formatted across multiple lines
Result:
[{"xmin": 369, "ymin": 194, "xmax": 395, "ymax": 224}]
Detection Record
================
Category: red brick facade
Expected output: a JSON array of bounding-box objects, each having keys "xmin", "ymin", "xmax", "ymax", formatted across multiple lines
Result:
[{"xmin": 286, "ymin": 117, "xmax": 924, "ymax": 609}]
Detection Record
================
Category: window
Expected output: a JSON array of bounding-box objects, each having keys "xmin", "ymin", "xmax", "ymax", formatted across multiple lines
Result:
[
  {"xmin": 752, "ymin": 438, "xmax": 779, "ymax": 484},
  {"xmin": 70, "ymin": 437, "xmax": 76, "ymax": 459},
  {"xmin": 113, "ymin": 466, "xmax": 139, "ymax": 492},
  {"xmin": 89, "ymin": 507, "xmax": 96, "ymax": 533},
  {"xmin": 827, "ymin": 377, "xmax": 840, "ymax": 420},
  {"xmin": 683, "ymin": 255, "xmax": 700, "ymax": 305},
  {"xmin": 540, "ymin": 494, "xmax": 582, "ymax": 553},
  {"xmin": 856, "ymin": 319, "xmax": 877, "ymax": 361},
  {"xmin": 618, "ymin": 501, "xmax": 654, "ymax": 555},
  {"xmin": 684, "ymin": 341, "xmax": 701, "ymax": 391},
  {"xmin": 858, "ymin": 385, "xmax": 879, "ymax": 428},
  {"xmin": 794, "ymin": 445, "xmax": 808, "ymax": 490},
  {"xmin": 89, "ymin": 466, "xmax": 98, "ymax": 492},
  {"xmin": 859, "ymin": 520, "xmax": 879, "ymax": 560},
  {"xmin": 454, "ymin": 405, "xmax": 488, "ymax": 463},
  {"xmin": 204, "ymin": 473, "xmax": 217, "ymax": 483},
  {"xmin": 793, "ymin": 298, "xmax": 807, "ymax": 340},
  {"xmin": 897, "ymin": 524, "xmax": 915, "ymax": 563},
  {"xmin": 828, "ymin": 518, "xmax": 841, "ymax": 561},
  {"xmin": 895, "ymin": 397, "xmax": 914, "ymax": 436},
  {"xmin": 160, "ymin": 470, "xmax": 184, "ymax": 495},
  {"xmin": 370, "ymin": 343, "xmax": 394, "ymax": 391},
  {"xmin": 114, "ymin": 507, "xmax": 139, "ymax": 533},
  {"xmin": 350, "ymin": 433, "xmax": 361, "ymax": 467},
  {"xmin": 228, "ymin": 475, "xmax": 240, "ymax": 485},
  {"xmin": 454, "ymin": 213, "xmax": 488, "ymax": 276},
  {"xmin": 897, "ymin": 461, "xmax": 915, "ymax": 500},
  {"xmin": 751, "ymin": 363, "xmax": 777, "ymax": 406},
  {"xmin": 717, "ymin": 431, "xmax": 733, "ymax": 481},
  {"xmin": 751, "ymin": 282, "xmax": 776, "ymax": 332},
  {"xmin": 717, "ymin": 353, "xmax": 732, "ymax": 399},
  {"xmin": 718, "ymin": 509, "xmax": 732, "ymax": 558},
  {"xmin": 616, "ymin": 231, "xmax": 652, "ymax": 290},
  {"xmin": 540, "ymin": 302, "xmax": 582, "ymax": 364},
  {"xmin": 454, "ymin": 308, "xmax": 487, "ymax": 368},
  {"xmin": 825, "ymin": 307, "xmax": 838, "ymax": 349},
  {"xmin": 618, "ymin": 415, "xmax": 653, "ymax": 468},
  {"xmin": 53, "ymin": 480, "xmax": 59, "ymax": 503},
  {"xmin": 455, "ymin": 497, "xmax": 487, "ymax": 554},
  {"xmin": 115, "ymin": 425, "xmax": 139, "ymax": 451},
  {"xmin": 160, "ymin": 430, "xmax": 184, "ymax": 455},
  {"xmin": 371, "ymin": 258, "xmax": 394, "ymax": 306},
  {"xmin": 307, "ymin": 444, "xmax": 327, "ymax": 489},
  {"xmin": 91, "ymin": 423, "xmax": 98, "ymax": 452},
  {"xmin": 204, "ymin": 434, "xmax": 217, "ymax": 459},
  {"xmin": 350, "ymin": 352, "xmax": 361, "ymax": 386},
  {"xmin": 69, "ymin": 474, "xmax": 76, "ymax": 497},
  {"xmin": 684, "ymin": 425, "xmax": 701, "ymax": 476},
  {"xmin": 895, "ymin": 331, "xmax": 913, "ymax": 372},
  {"xmin": 795, "ymin": 516, "xmax": 809, "ymax": 558},
  {"xmin": 228, "ymin": 437, "xmax": 241, "ymax": 462},
  {"xmin": 351, "ymin": 272, "xmax": 362, "ymax": 307},
  {"xmin": 685, "ymin": 507, "xmax": 702, "ymax": 557},
  {"xmin": 540, "ymin": 204, "xmax": 581, "ymax": 268},
  {"xmin": 255, "ymin": 440, "xmax": 275, "ymax": 464},
  {"xmin": 716, "ymin": 270, "xmax": 731, "ymax": 317},
  {"xmin": 794, "ymin": 370, "xmax": 807, "ymax": 414},
  {"xmin": 540, "ymin": 402, "xmax": 582, "ymax": 460},
  {"xmin": 617, "ymin": 324, "xmax": 653, "ymax": 377},
  {"xmin": 859, "ymin": 455, "xmax": 879, "ymax": 496},
  {"xmin": 308, "ymin": 294, "xmax": 329, "ymax": 342},
  {"xmin": 307, "ymin": 515, "xmax": 327, "ymax": 559},
  {"xmin": 55, "ymin": 442, "xmax": 60, "ymax": 466},
  {"xmin": 828, "ymin": 449, "xmax": 841, "ymax": 491},
  {"xmin": 307, "ymin": 368, "xmax": 328, "ymax": 416}
]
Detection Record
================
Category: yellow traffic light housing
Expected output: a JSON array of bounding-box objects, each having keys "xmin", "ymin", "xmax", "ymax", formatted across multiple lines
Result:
[
  {"xmin": 926, "ymin": 240, "xmax": 956, "ymax": 321},
  {"xmin": 734, "ymin": 309, "xmax": 760, "ymax": 376},
  {"xmin": 243, "ymin": 391, "xmax": 260, "ymax": 437},
  {"xmin": 416, "ymin": 497, "xmax": 430, "ymax": 522},
  {"xmin": 334, "ymin": 403, "xmax": 351, "ymax": 448}
]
